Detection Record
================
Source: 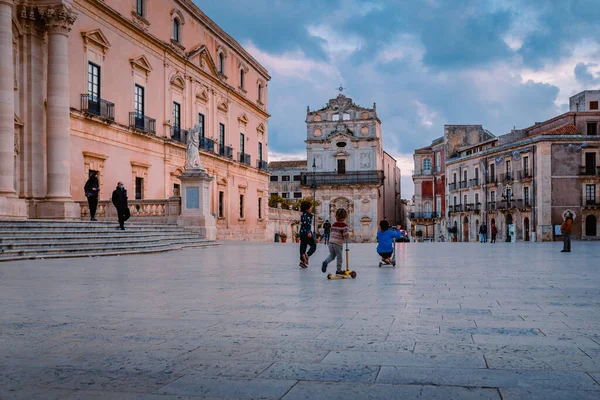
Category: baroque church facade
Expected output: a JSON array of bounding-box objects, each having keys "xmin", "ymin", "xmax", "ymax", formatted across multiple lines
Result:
[{"xmin": 300, "ymin": 93, "xmax": 401, "ymax": 242}]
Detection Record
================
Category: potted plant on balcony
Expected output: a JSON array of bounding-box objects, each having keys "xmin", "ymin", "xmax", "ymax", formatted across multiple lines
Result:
[{"xmin": 279, "ymin": 232, "xmax": 288, "ymax": 243}]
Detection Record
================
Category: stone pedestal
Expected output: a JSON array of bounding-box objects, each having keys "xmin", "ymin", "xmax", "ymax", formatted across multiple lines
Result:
[
  {"xmin": 0, "ymin": 196, "xmax": 28, "ymax": 219},
  {"xmin": 177, "ymin": 169, "xmax": 216, "ymax": 240},
  {"xmin": 37, "ymin": 200, "xmax": 80, "ymax": 219}
]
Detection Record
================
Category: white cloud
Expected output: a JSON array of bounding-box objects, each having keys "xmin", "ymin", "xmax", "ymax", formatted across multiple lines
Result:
[
  {"xmin": 268, "ymin": 150, "xmax": 306, "ymax": 162},
  {"xmin": 414, "ymin": 100, "xmax": 436, "ymax": 128},
  {"xmin": 307, "ymin": 24, "xmax": 364, "ymax": 62},
  {"xmin": 244, "ymin": 42, "xmax": 339, "ymax": 83},
  {"xmin": 377, "ymin": 34, "xmax": 425, "ymax": 65}
]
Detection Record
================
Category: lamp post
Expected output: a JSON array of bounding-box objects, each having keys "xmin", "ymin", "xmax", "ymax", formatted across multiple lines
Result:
[
  {"xmin": 501, "ymin": 186, "xmax": 514, "ymax": 242},
  {"xmin": 312, "ymin": 157, "xmax": 317, "ymax": 235}
]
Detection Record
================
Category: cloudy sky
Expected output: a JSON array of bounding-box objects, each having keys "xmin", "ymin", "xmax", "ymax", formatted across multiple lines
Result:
[{"xmin": 196, "ymin": 0, "xmax": 600, "ymax": 198}]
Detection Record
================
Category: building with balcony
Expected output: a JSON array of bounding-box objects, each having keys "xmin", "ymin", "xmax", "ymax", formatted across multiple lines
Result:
[
  {"xmin": 410, "ymin": 137, "xmax": 445, "ymax": 240},
  {"xmin": 277, "ymin": 93, "xmax": 401, "ymax": 242},
  {"xmin": 442, "ymin": 90, "xmax": 600, "ymax": 242},
  {"xmin": 2, "ymin": 0, "xmax": 271, "ymax": 240}
]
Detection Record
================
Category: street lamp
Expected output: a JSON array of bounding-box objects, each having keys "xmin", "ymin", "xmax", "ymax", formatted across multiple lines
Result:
[
  {"xmin": 312, "ymin": 157, "xmax": 317, "ymax": 235},
  {"xmin": 501, "ymin": 186, "xmax": 514, "ymax": 242}
]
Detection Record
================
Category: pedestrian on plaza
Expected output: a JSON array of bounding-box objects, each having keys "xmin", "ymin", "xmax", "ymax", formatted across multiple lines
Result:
[
  {"xmin": 322, "ymin": 219, "xmax": 331, "ymax": 245},
  {"xmin": 298, "ymin": 201, "xmax": 316, "ymax": 268},
  {"xmin": 111, "ymin": 181, "xmax": 130, "ymax": 231},
  {"xmin": 376, "ymin": 220, "xmax": 401, "ymax": 265},
  {"xmin": 318, "ymin": 226, "xmax": 325, "ymax": 243},
  {"xmin": 479, "ymin": 223, "xmax": 487, "ymax": 243},
  {"xmin": 84, "ymin": 172, "xmax": 100, "ymax": 221},
  {"xmin": 321, "ymin": 209, "xmax": 350, "ymax": 275},
  {"xmin": 490, "ymin": 223, "xmax": 498, "ymax": 243},
  {"xmin": 560, "ymin": 213, "xmax": 573, "ymax": 253}
]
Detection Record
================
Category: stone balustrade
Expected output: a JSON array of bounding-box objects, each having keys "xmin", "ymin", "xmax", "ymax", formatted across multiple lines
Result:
[{"xmin": 78, "ymin": 198, "xmax": 181, "ymax": 224}]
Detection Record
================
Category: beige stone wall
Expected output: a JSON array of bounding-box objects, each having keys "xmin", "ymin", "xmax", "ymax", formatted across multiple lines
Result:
[{"xmin": 267, "ymin": 207, "xmax": 301, "ymax": 243}]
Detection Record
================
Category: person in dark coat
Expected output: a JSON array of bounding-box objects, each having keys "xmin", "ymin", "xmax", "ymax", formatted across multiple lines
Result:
[
  {"xmin": 111, "ymin": 182, "xmax": 130, "ymax": 230},
  {"xmin": 84, "ymin": 173, "xmax": 100, "ymax": 221}
]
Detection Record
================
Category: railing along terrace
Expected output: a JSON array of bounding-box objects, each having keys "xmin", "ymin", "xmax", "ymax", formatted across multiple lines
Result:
[
  {"xmin": 81, "ymin": 94, "xmax": 115, "ymax": 121},
  {"xmin": 171, "ymin": 127, "xmax": 188, "ymax": 143},
  {"xmin": 129, "ymin": 112, "xmax": 156, "ymax": 134},
  {"xmin": 238, "ymin": 152, "xmax": 251, "ymax": 166},
  {"xmin": 410, "ymin": 212, "xmax": 441, "ymax": 219},
  {"xmin": 78, "ymin": 198, "xmax": 180, "ymax": 224},
  {"xmin": 301, "ymin": 170, "xmax": 384, "ymax": 186},
  {"xmin": 580, "ymin": 165, "xmax": 600, "ymax": 176},
  {"xmin": 219, "ymin": 144, "xmax": 233, "ymax": 159},
  {"xmin": 200, "ymin": 137, "xmax": 215, "ymax": 152}
]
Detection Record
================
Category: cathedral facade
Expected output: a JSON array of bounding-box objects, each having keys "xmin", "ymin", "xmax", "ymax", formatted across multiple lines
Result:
[{"xmin": 301, "ymin": 93, "xmax": 400, "ymax": 242}]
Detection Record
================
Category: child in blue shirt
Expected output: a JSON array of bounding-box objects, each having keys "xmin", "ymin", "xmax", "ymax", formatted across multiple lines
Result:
[
  {"xmin": 298, "ymin": 201, "xmax": 317, "ymax": 268},
  {"xmin": 376, "ymin": 220, "xmax": 401, "ymax": 265}
]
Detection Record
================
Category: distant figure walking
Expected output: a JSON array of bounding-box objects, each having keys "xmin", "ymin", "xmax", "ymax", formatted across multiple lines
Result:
[
  {"xmin": 479, "ymin": 223, "xmax": 487, "ymax": 243},
  {"xmin": 490, "ymin": 223, "xmax": 498, "ymax": 243},
  {"xmin": 111, "ymin": 182, "xmax": 130, "ymax": 231},
  {"xmin": 560, "ymin": 213, "xmax": 573, "ymax": 253},
  {"xmin": 322, "ymin": 220, "xmax": 331, "ymax": 245},
  {"xmin": 84, "ymin": 172, "xmax": 100, "ymax": 221}
]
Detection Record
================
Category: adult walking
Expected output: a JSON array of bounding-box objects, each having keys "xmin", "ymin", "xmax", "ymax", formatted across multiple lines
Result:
[
  {"xmin": 490, "ymin": 223, "xmax": 498, "ymax": 243},
  {"xmin": 84, "ymin": 173, "xmax": 100, "ymax": 221},
  {"xmin": 111, "ymin": 182, "xmax": 130, "ymax": 230},
  {"xmin": 560, "ymin": 213, "xmax": 573, "ymax": 253},
  {"xmin": 322, "ymin": 220, "xmax": 331, "ymax": 245},
  {"xmin": 479, "ymin": 223, "xmax": 487, "ymax": 243}
]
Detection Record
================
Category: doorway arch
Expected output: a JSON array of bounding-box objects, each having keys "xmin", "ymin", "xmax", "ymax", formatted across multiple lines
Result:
[
  {"xmin": 586, "ymin": 215, "xmax": 597, "ymax": 236},
  {"xmin": 524, "ymin": 217, "xmax": 530, "ymax": 241},
  {"xmin": 463, "ymin": 216, "xmax": 469, "ymax": 242},
  {"xmin": 505, "ymin": 213, "xmax": 513, "ymax": 242}
]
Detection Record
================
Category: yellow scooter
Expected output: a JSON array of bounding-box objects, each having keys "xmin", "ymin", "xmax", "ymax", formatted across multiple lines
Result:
[{"xmin": 327, "ymin": 241, "xmax": 357, "ymax": 280}]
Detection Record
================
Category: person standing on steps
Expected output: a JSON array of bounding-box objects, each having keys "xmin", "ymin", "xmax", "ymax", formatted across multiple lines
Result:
[
  {"xmin": 84, "ymin": 173, "xmax": 100, "ymax": 221},
  {"xmin": 111, "ymin": 182, "xmax": 130, "ymax": 231},
  {"xmin": 560, "ymin": 212, "xmax": 573, "ymax": 253}
]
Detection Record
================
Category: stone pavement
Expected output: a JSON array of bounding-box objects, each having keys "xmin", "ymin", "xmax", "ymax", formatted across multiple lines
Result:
[{"xmin": 0, "ymin": 241, "xmax": 599, "ymax": 399}]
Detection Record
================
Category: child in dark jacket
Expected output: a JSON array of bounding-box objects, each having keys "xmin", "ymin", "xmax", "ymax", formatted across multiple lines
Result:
[
  {"xmin": 376, "ymin": 220, "xmax": 401, "ymax": 264},
  {"xmin": 298, "ymin": 201, "xmax": 316, "ymax": 268}
]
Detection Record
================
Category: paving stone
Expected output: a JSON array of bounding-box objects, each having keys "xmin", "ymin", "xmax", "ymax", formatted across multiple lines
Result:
[
  {"xmin": 183, "ymin": 346, "xmax": 330, "ymax": 363},
  {"xmin": 281, "ymin": 381, "xmax": 501, "ymax": 400},
  {"xmin": 376, "ymin": 366, "xmax": 599, "ymax": 390},
  {"xmin": 160, "ymin": 377, "xmax": 297, "ymax": 398},
  {"xmin": 258, "ymin": 362, "xmax": 380, "ymax": 382},
  {"xmin": 499, "ymin": 388, "xmax": 600, "ymax": 400},
  {"xmin": 0, "ymin": 388, "xmax": 74, "ymax": 400},
  {"xmin": 321, "ymin": 350, "xmax": 486, "ymax": 369}
]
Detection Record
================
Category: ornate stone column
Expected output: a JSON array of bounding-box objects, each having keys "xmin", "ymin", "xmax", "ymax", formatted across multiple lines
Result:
[
  {"xmin": 0, "ymin": 0, "xmax": 15, "ymax": 197},
  {"xmin": 38, "ymin": 4, "xmax": 79, "ymax": 218}
]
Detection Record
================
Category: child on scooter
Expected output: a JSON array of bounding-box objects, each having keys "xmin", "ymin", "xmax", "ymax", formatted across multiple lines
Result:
[
  {"xmin": 321, "ymin": 208, "xmax": 350, "ymax": 275},
  {"xmin": 298, "ymin": 200, "xmax": 316, "ymax": 268},
  {"xmin": 377, "ymin": 220, "xmax": 401, "ymax": 265}
]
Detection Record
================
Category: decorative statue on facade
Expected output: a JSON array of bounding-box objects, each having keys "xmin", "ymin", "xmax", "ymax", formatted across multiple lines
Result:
[{"xmin": 186, "ymin": 123, "xmax": 203, "ymax": 170}]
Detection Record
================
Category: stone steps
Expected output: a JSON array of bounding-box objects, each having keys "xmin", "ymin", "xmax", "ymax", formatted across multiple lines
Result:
[{"xmin": 0, "ymin": 220, "xmax": 218, "ymax": 262}]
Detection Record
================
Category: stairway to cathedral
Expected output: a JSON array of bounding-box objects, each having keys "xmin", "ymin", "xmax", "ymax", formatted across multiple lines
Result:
[{"xmin": 0, "ymin": 220, "xmax": 217, "ymax": 262}]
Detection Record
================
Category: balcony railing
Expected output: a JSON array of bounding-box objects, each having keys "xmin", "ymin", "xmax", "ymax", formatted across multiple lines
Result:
[
  {"xmin": 499, "ymin": 173, "xmax": 514, "ymax": 183},
  {"xmin": 238, "ymin": 152, "xmax": 251, "ymax": 165},
  {"xmin": 486, "ymin": 174, "xmax": 497, "ymax": 185},
  {"xmin": 584, "ymin": 199, "xmax": 600, "ymax": 207},
  {"xmin": 469, "ymin": 178, "xmax": 480, "ymax": 187},
  {"xmin": 301, "ymin": 170, "xmax": 384, "ymax": 186},
  {"xmin": 81, "ymin": 94, "xmax": 114, "ymax": 121},
  {"xmin": 257, "ymin": 159, "xmax": 268, "ymax": 170},
  {"xmin": 413, "ymin": 169, "xmax": 433, "ymax": 176},
  {"xmin": 219, "ymin": 144, "xmax": 233, "ymax": 159},
  {"xmin": 200, "ymin": 137, "xmax": 215, "ymax": 153},
  {"xmin": 449, "ymin": 183, "xmax": 457, "ymax": 191},
  {"xmin": 487, "ymin": 201, "xmax": 497, "ymax": 211},
  {"xmin": 410, "ymin": 212, "xmax": 441, "ymax": 219},
  {"xmin": 580, "ymin": 166, "xmax": 600, "ymax": 176},
  {"xmin": 129, "ymin": 112, "xmax": 156, "ymax": 134},
  {"xmin": 517, "ymin": 169, "xmax": 533, "ymax": 180},
  {"xmin": 433, "ymin": 165, "xmax": 442, "ymax": 173},
  {"xmin": 171, "ymin": 127, "xmax": 188, "ymax": 143}
]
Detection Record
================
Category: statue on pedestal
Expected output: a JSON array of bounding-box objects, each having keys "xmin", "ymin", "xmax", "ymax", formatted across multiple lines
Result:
[{"xmin": 186, "ymin": 123, "xmax": 203, "ymax": 170}]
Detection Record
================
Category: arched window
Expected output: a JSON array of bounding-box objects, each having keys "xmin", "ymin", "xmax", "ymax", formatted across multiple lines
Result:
[
  {"xmin": 240, "ymin": 69, "xmax": 245, "ymax": 89},
  {"xmin": 423, "ymin": 158, "xmax": 431, "ymax": 172},
  {"xmin": 173, "ymin": 18, "xmax": 180, "ymax": 42}
]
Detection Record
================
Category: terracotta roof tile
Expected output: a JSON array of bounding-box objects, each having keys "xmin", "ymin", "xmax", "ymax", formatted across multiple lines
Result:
[
  {"xmin": 531, "ymin": 124, "xmax": 580, "ymax": 137},
  {"xmin": 268, "ymin": 160, "xmax": 307, "ymax": 169}
]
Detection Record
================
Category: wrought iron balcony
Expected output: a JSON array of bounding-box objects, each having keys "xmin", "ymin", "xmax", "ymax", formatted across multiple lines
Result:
[
  {"xmin": 469, "ymin": 178, "xmax": 480, "ymax": 187},
  {"xmin": 410, "ymin": 212, "xmax": 441, "ymax": 219},
  {"xmin": 257, "ymin": 159, "xmax": 268, "ymax": 170},
  {"xmin": 171, "ymin": 127, "xmax": 188, "ymax": 143},
  {"xmin": 487, "ymin": 201, "xmax": 497, "ymax": 211},
  {"xmin": 219, "ymin": 144, "xmax": 233, "ymax": 159},
  {"xmin": 433, "ymin": 165, "xmax": 442, "ymax": 173},
  {"xmin": 583, "ymin": 199, "xmax": 600, "ymax": 207},
  {"xmin": 449, "ymin": 182, "xmax": 457, "ymax": 191},
  {"xmin": 486, "ymin": 174, "xmax": 498, "ymax": 185},
  {"xmin": 499, "ymin": 173, "xmax": 514, "ymax": 183},
  {"xmin": 81, "ymin": 94, "xmax": 114, "ymax": 121},
  {"xmin": 580, "ymin": 165, "xmax": 600, "ymax": 176},
  {"xmin": 412, "ymin": 169, "xmax": 433, "ymax": 177},
  {"xmin": 517, "ymin": 169, "xmax": 533, "ymax": 180},
  {"xmin": 238, "ymin": 152, "xmax": 251, "ymax": 165},
  {"xmin": 301, "ymin": 170, "xmax": 384, "ymax": 186},
  {"xmin": 200, "ymin": 137, "xmax": 215, "ymax": 153},
  {"xmin": 129, "ymin": 112, "xmax": 156, "ymax": 134}
]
